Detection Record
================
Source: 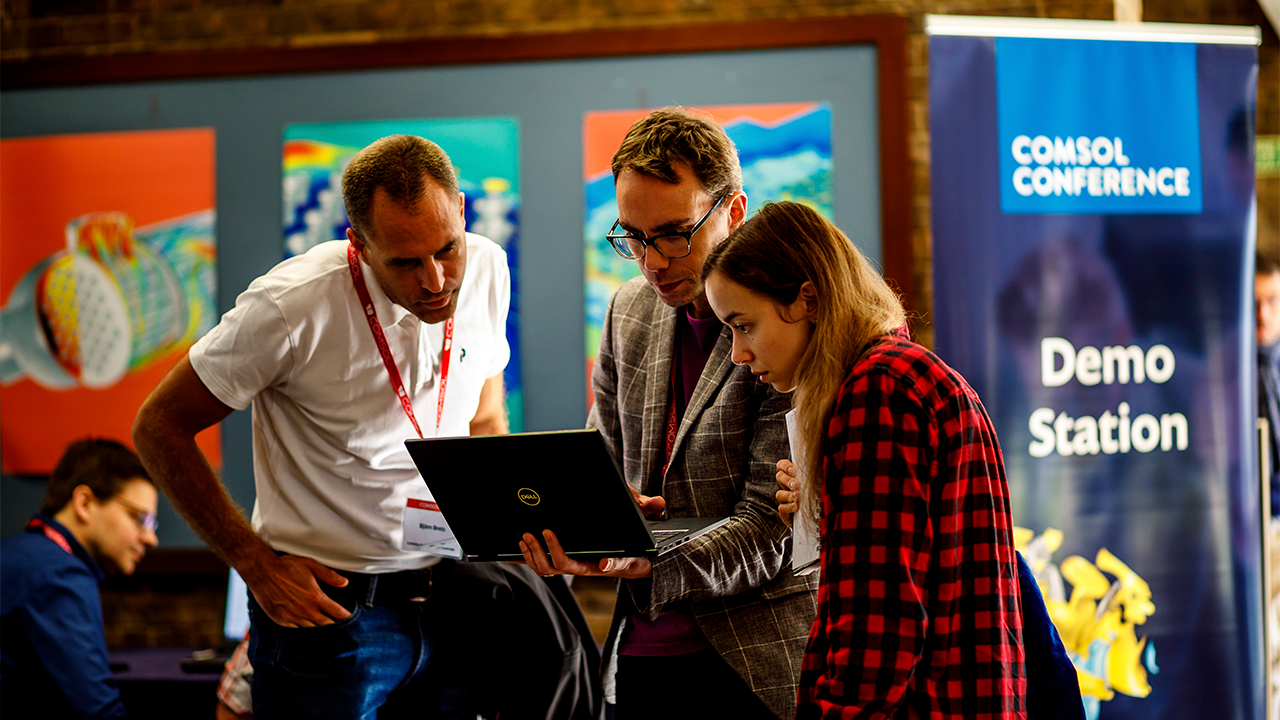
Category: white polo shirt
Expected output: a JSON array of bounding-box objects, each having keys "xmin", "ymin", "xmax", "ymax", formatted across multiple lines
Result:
[{"xmin": 190, "ymin": 235, "xmax": 509, "ymax": 573}]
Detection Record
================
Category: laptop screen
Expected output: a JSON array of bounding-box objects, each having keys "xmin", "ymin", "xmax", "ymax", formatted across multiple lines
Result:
[{"xmin": 223, "ymin": 568, "xmax": 251, "ymax": 643}]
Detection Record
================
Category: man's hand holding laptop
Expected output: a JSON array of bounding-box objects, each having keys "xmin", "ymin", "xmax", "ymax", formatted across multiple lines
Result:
[{"xmin": 519, "ymin": 487, "xmax": 665, "ymax": 579}]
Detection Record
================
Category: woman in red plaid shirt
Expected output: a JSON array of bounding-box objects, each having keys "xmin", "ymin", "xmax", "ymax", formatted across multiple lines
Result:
[{"xmin": 703, "ymin": 201, "xmax": 1027, "ymax": 719}]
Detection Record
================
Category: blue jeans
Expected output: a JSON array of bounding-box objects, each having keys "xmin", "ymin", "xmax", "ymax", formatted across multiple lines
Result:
[{"xmin": 247, "ymin": 561, "xmax": 499, "ymax": 720}]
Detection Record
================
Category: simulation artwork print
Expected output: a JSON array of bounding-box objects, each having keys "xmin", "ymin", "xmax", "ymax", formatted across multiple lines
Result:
[{"xmin": 0, "ymin": 128, "xmax": 219, "ymax": 475}]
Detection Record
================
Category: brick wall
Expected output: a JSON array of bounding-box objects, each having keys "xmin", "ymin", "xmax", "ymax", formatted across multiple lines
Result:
[
  {"xmin": 101, "ymin": 575, "xmax": 227, "ymax": 649},
  {"xmin": 98, "ymin": 550, "xmax": 230, "ymax": 649}
]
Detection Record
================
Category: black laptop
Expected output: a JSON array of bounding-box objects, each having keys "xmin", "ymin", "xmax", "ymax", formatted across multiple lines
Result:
[{"xmin": 404, "ymin": 429, "xmax": 729, "ymax": 562}]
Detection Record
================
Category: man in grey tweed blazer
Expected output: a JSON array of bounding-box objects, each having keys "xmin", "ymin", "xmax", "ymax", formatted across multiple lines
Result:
[{"xmin": 520, "ymin": 108, "xmax": 818, "ymax": 719}]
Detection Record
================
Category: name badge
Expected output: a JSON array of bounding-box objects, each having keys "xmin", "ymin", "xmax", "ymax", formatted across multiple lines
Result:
[{"xmin": 401, "ymin": 499, "xmax": 462, "ymax": 559}]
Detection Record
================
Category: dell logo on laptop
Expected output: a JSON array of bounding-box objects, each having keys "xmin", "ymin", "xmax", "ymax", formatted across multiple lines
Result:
[{"xmin": 518, "ymin": 488, "xmax": 540, "ymax": 506}]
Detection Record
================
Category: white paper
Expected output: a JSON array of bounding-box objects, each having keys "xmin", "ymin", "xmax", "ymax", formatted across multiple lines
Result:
[
  {"xmin": 785, "ymin": 409, "xmax": 820, "ymax": 576},
  {"xmin": 401, "ymin": 498, "xmax": 463, "ymax": 559}
]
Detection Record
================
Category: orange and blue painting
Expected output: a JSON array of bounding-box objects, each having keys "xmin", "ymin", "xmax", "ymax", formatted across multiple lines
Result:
[
  {"xmin": 583, "ymin": 102, "xmax": 833, "ymax": 399},
  {"xmin": 0, "ymin": 128, "xmax": 219, "ymax": 475}
]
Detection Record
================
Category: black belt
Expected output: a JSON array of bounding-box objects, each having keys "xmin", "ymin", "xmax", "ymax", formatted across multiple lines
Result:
[{"xmin": 327, "ymin": 566, "xmax": 438, "ymax": 607}]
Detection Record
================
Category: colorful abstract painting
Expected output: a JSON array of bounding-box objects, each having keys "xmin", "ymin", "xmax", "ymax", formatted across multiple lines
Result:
[
  {"xmin": 583, "ymin": 103, "xmax": 833, "ymax": 396},
  {"xmin": 0, "ymin": 128, "xmax": 219, "ymax": 475},
  {"xmin": 282, "ymin": 118, "xmax": 524, "ymax": 431}
]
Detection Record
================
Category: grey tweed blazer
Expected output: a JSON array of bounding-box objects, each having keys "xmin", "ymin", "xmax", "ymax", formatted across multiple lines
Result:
[{"xmin": 588, "ymin": 277, "xmax": 819, "ymax": 719}]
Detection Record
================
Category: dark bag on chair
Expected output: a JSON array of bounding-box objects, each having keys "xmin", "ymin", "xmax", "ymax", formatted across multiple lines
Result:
[
  {"xmin": 463, "ymin": 562, "xmax": 605, "ymax": 720},
  {"xmin": 1018, "ymin": 551, "xmax": 1086, "ymax": 719}
]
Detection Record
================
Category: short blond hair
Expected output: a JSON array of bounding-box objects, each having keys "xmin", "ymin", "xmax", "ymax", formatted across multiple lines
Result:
[{"xmin": 611, "ymin": 107, "xmax": 742, "ymax": 198}]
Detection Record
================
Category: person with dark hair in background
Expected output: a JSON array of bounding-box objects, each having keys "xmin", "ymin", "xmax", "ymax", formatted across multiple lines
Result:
[
  {"xmin": 1259, "ymin": 250, "xmax": 1280, "ymax": 515},
  {"xmin": 133, "ymin": 134, "xmax": 601, "ymax": 720},
  {"xmin": 1, "ymin": 438, "xmax": 159, "ymax": 719},
  {"xmin": 520, "ymin": 108, "xmax": 817, "ymax": 719}
]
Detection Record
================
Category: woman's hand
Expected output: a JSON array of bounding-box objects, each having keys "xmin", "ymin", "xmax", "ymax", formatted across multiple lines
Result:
[{"xmin": 776, "ymin": 458, "xmax": 801, "ymax": 528}]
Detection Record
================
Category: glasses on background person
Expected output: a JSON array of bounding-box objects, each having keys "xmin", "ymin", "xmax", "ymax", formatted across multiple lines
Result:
[{"xmin": 111, "ymin": 494, "xmax": 159, "ymax": 533}]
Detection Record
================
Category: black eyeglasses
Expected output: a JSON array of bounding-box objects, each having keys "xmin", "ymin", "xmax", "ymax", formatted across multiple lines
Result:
[
  {"xmin": 111, "ymin": 495, "xmax": 159, "ymax": 533},
  {"xmin": 606, "ymin": 195, "xmax": 725, "ymax": 260}
]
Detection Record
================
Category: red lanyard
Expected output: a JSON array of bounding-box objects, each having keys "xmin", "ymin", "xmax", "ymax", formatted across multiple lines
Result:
[
  {"xmin": 26, "ymin": 519, "xmax": 73, "ymax": 555},
  {"xmin": 348, "ymin": 243, "xmax": 453, "ymax": 438},
  {"xmin": 661, "ymin": 361, "xmax": 679, "ymax": 479}
]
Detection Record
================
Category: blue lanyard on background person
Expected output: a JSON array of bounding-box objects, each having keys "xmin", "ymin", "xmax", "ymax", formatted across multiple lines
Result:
[{"xmin": 348, "ymin": 242, "xmax": 453, "ymax": 438}]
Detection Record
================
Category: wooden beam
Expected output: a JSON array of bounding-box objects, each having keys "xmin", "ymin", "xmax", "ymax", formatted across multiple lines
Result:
[{"xmin": 1115, "ymin": 0, "xmax": 1143, "ymax": 23}]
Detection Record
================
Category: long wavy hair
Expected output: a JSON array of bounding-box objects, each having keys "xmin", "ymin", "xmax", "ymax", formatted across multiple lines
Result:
[{"xmin": 702, "ymin": 201, "xmax": 905, "ymax": 519}]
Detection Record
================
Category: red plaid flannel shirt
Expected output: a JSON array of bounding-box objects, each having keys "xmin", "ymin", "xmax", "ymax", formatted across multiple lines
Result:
[{"xmin": 798, "ymin": 335, "xmax": 1026, "ymax": 719}]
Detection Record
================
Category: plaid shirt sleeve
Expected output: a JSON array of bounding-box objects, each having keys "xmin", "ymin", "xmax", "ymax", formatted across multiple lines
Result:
[{"xmin": 798, "ymin": 337, "xmax": 1026, "ymax": 720}]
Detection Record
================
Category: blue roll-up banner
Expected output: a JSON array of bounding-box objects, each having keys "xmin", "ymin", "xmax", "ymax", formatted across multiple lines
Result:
[{"xmin": 928, "ymin": 16, "xmax": 1261, "ymax": 720}]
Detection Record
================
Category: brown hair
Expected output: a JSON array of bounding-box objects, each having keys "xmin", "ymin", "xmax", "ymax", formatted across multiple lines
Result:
[
  {"xmin": 41, "ymin": 438, "xmax": 153, "ymax": 516},
  {"xmin": 703, "ymin": 201, "xmax": 905, "ymax": 520},
  {"xmin": 611, "ymin": 107, "xmax": 742, "ymax": 198},
  {"xmin": 1259, "ymin": 250, "xmax": 1280, "ymax": 277},
  {"xmin": 342, "ymin": 135, "xmax": 458, "ymax": 237}
]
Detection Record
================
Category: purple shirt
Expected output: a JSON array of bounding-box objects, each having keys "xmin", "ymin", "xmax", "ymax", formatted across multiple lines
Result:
[{"xmin": 619, "ymin": 307, "xmax": 722, "ymax": 656}]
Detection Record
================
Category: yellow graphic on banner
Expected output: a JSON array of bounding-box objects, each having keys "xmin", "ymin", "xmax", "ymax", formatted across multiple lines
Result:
[{"xmin": 1015, "ymin": 527, "xmax": 1158, "ymax": 719}]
